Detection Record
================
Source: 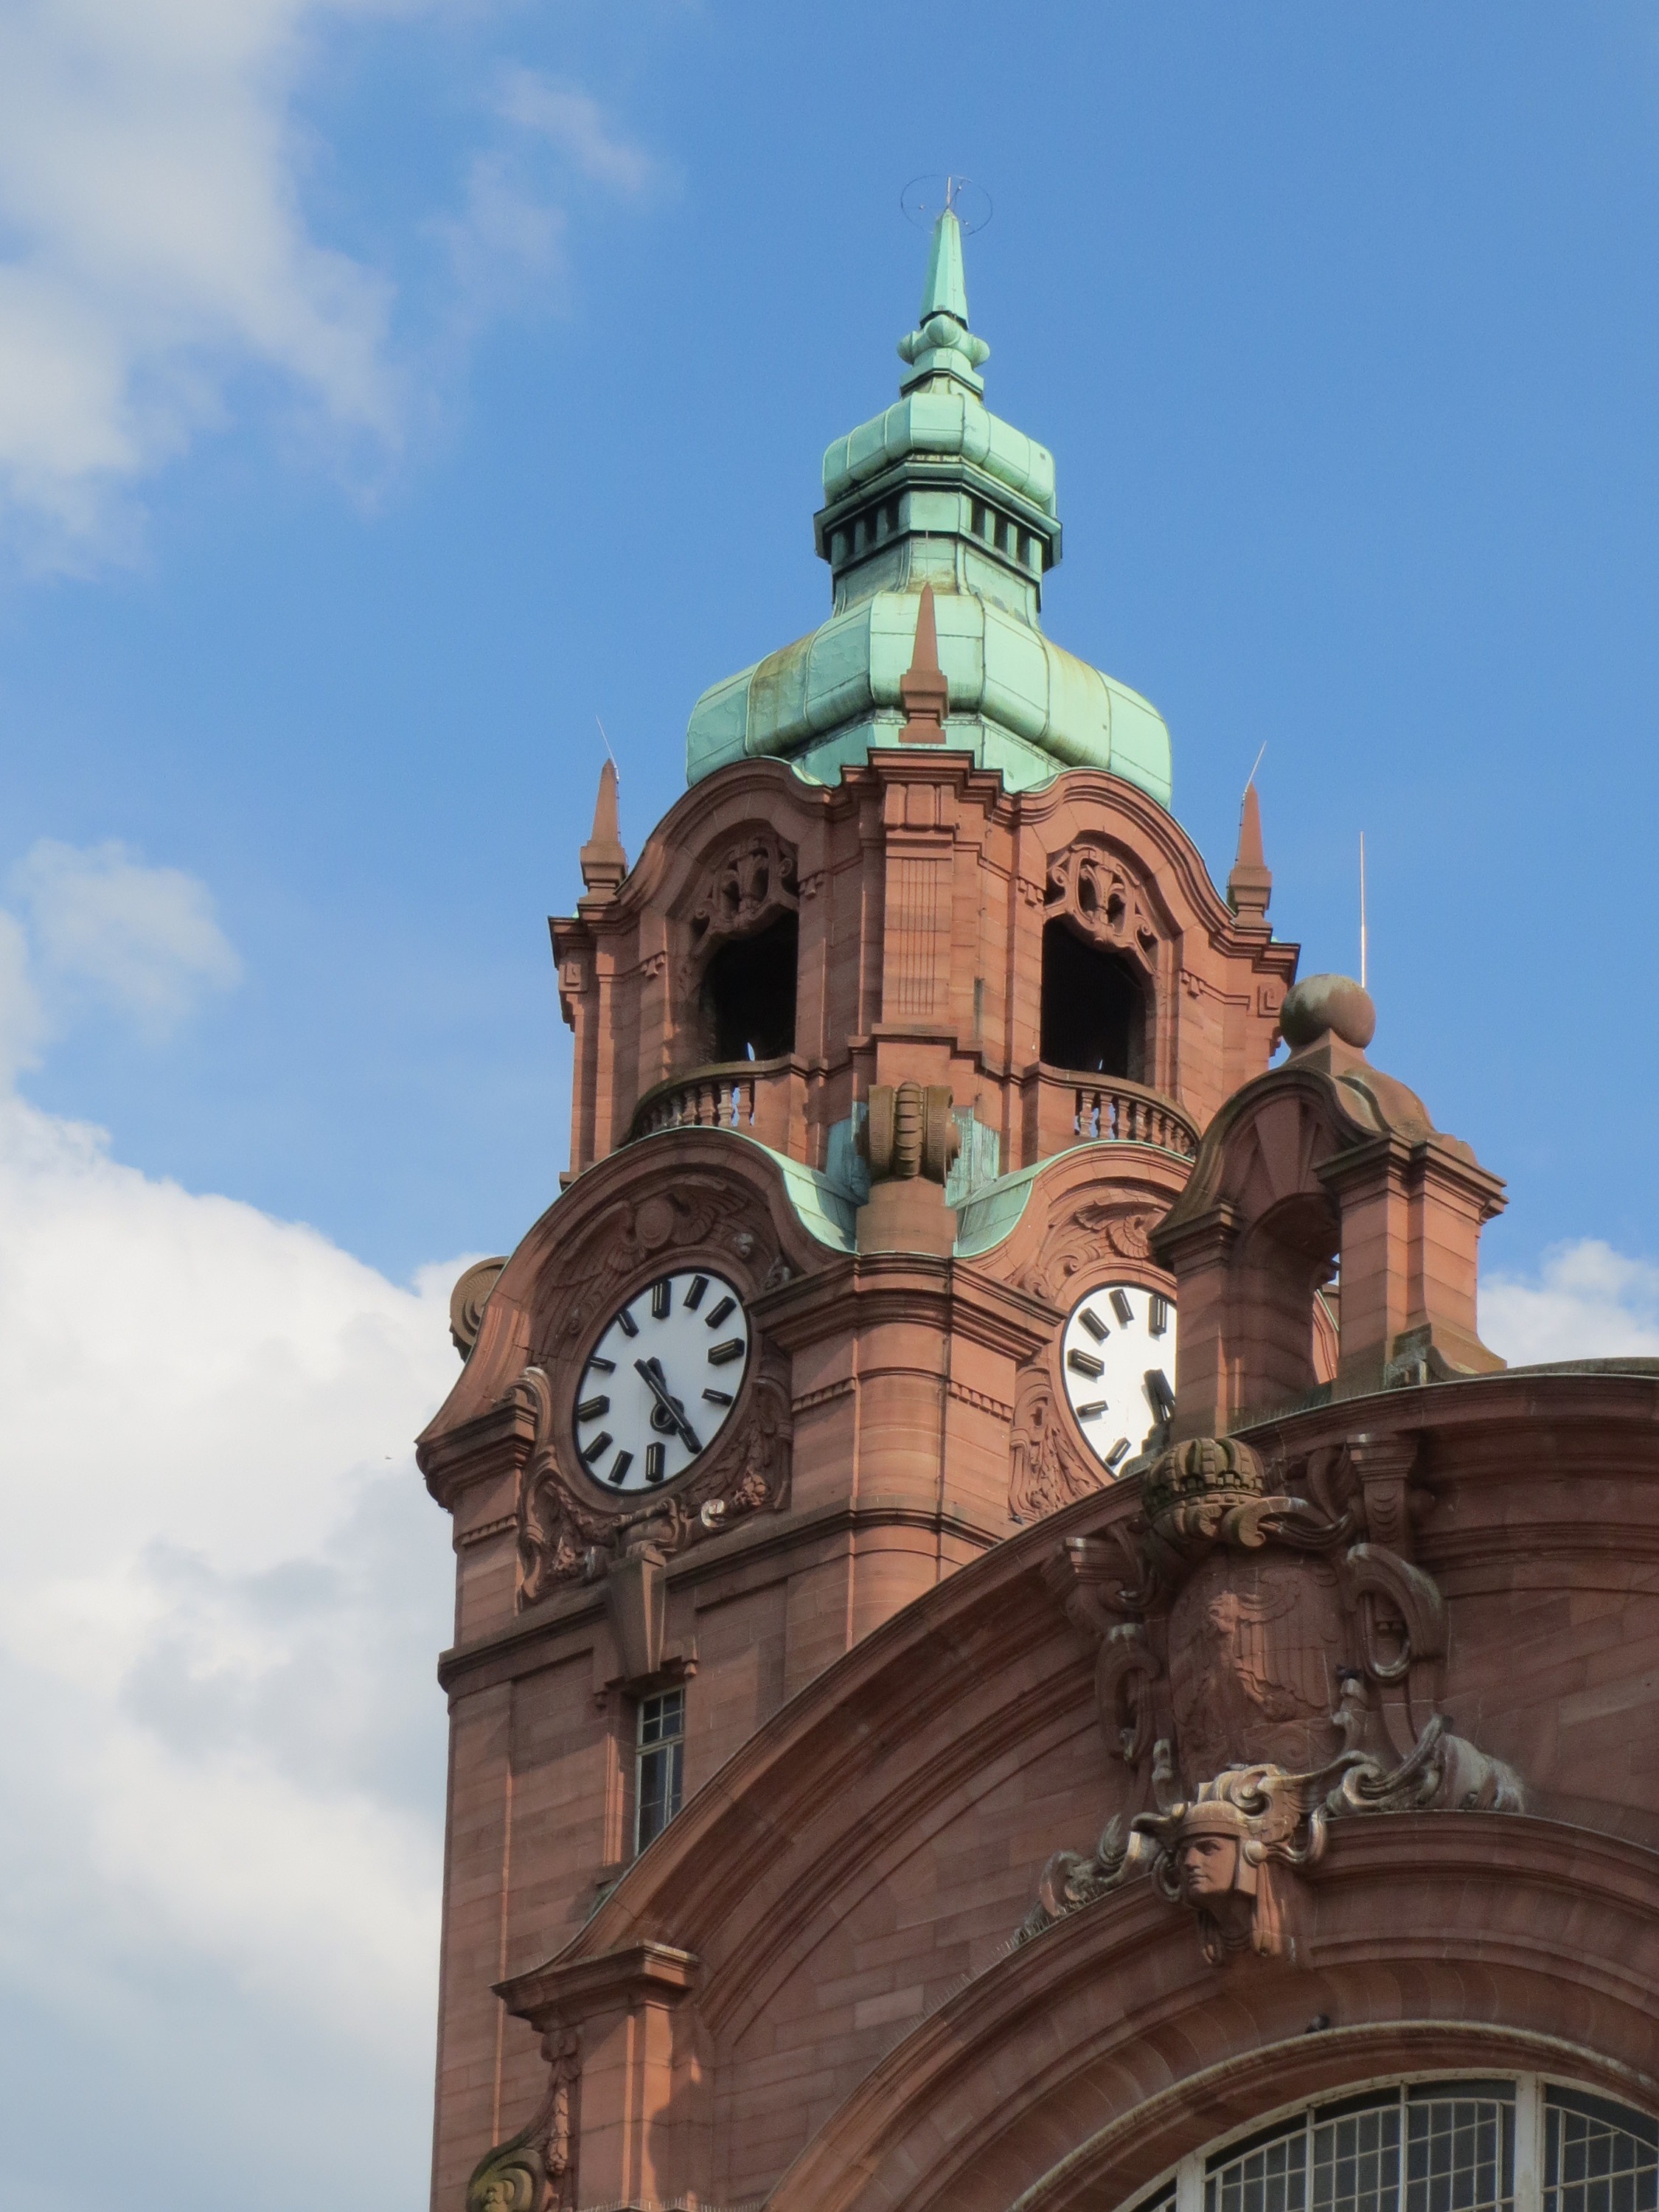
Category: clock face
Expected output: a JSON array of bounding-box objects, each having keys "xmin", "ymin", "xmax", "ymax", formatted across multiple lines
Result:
[
  {"xmin": 1060, "ymin": 1282, "xmax": 1178, "ymax": 1473},
  {"xmin": 573, "ymin": 1270, "xmax": 751, "ymax": 1494}
]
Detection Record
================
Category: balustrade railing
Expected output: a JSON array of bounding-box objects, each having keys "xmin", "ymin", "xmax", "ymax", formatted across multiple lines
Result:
[
  {"xmin": 1062, "ymin": 1074, "xmax": 1198, "ymax": 1157},
  {"xmin": 627, "ymin": 1057, "xmax": 796, "ymax": 1147}
]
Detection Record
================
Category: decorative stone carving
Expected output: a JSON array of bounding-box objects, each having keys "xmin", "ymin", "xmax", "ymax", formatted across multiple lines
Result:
[
  {"xmin": 1023, "ymin": 1432, "xmax": 1524, "ymax": 1964},
  {"xmin": 1020, "ymin": 1198, "xmax": 1161, "ymax": 1304},
  {"xmin": 534, "ymin": 1178, "xmax": 779, "ymax": 1365},
  {"xmin": 451, "ymin": 1256, "xmax": 508, "ymax": 1360},
  {"xmin": 1009, "ymin": 1369, "xmax": 1107, "ymax": 1522},
  {"xmin": 859, "ymin": 1082, "xmax": 959, "ymax": 1184},
  {"xmin": 516, "ymin": 1355, "xmax": 793, "ymax": 1606},
  {"xmin": 1043, "ymin": 841, "xmax": 1159, "ymax": 970},
  {"xmin": 684, "ymin": 829, "xmax": 799, "ymax": 967},
  {"xmin": 465, "ymin": 2028, "xmax": 579, "ymax": 2212}
]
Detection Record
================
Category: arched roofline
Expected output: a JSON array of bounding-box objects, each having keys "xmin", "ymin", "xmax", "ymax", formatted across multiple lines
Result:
[
  {"xmin": 587, "ymin": 754, "xmax": 1266, "ymax": 955},
  {"xmin": 762, "ymin": 1814, "xmax": 1659, "ymax": 2212}
]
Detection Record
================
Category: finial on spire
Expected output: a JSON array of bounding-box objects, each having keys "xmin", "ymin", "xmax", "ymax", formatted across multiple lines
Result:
[
  {"xmin": 580, "ymin": 757, "xmax": 627, "ymax": 897},
  {"xmin": 898, "ymin": 585, "xmax": 949, "ymax": 744},
  {"xmin": 897, "ymin": 209, "xmax": 991, "ymax": 397},
  {"xmin": 1227, "ymin": 779, "xmax": 1271, "ymax": 921}
]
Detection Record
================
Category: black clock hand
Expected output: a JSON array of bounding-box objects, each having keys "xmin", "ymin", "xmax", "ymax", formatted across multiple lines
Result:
[{"xmin": 634, "ymin": 1357, "xmax": 703, "ymax": 1454}]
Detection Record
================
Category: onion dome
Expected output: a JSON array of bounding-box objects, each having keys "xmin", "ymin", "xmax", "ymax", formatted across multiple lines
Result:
[{"xmin": 686, "ymin": 207, "xmax": 1173, "ymax": 806}]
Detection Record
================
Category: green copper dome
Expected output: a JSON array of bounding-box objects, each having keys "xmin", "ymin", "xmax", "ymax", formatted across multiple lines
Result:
[{"xmin": 685, "ymin": 209, "xmax": 1173, "ymax": 807}]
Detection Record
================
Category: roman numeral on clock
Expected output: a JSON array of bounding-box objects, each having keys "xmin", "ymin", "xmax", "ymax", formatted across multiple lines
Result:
[
  {"xmin": 1067, "ymin": 1348, "xmax": 1105, "ymax": 1378},
  {"xmin": 608, "ymin": 1451, "xmax": 633, "ymax": 1486},
  {"xmin": 684, "ymin": 1275, "xmax": 709, "ymax": 1310},
  {"xmin": 617, "ymin": 1308, "xmax": 639, "ymax": 1338},
  {"xmin": 651, "ymin": 1279, "xmax": 672, "ymax": 1319},
  {"xmin": 575, "ymin": 1396, "xmax": 610, "ymax": 1422},
  {"xmin": 708, "ymin": 1338, "xmax": 745, "ymax": 1366},
  {"xmin": 706, "ymin": 1295, "xmax": 736, "ymax": 1329},
  {"xmin": 580, "ymin": 1430, "xmax": 613, "ymax": 1465},
  {"xmin": 1110, "ymin": 1289, "xmax": 1135, "ymax": 1326},
  {"xmin": 1077, "ymin": 1307, "xmax": 1108, "ymax": 1342},
  {"xmin": 703, "ymin": 1388, "xmax": 734, "ymax": 1405},
  {"xmin": 645, "ymin": 1442, "xmax": 666, "ymax": 1484}
]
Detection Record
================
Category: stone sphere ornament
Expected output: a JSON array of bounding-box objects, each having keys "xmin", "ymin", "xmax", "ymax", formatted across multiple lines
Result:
[{"xmin": 1279, "ymin": 972, "xmax": 1376, "ymax": 1050}]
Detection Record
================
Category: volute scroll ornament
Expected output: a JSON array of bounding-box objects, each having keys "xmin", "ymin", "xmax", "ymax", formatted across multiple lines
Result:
[
  {"xmin": 1023, "ymin": 1430, "xmax": 1523, "ymax": 1965},
  {"xmin": 465, "ymin": 2028, "xmax": 580, "ymax": 2212}
]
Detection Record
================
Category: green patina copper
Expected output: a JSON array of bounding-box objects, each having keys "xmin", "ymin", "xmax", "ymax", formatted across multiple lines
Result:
[{"xmin": 685, "ymin": 209, "xmax": 1174, "ymax": 807}]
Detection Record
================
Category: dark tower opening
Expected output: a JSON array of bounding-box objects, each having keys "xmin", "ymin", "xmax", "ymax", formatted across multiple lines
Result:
[
  {"xmin": 702, "ymin": 912, "xmax": 799, "ymax": 1062},
  {"xmin": 1040, "ymin": 919, "xmax": 1147, "ymax": 1079}
]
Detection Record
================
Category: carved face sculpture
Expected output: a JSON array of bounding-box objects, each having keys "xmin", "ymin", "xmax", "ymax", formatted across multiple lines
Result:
[{"xmin": 1178, "ymin": 1832, "xmax": 1239, "ymax": 1900}]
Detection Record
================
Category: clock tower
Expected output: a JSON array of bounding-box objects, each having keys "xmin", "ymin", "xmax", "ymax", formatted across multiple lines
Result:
[{"xmin": 420, "ymin": 207, "xmax": 1302, "ymax": 2211}]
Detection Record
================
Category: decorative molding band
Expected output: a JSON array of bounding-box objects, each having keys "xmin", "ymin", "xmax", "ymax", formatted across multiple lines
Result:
[
  {"xmin": 947, "ymin": 1380, "xmax": 1015, "ymax": 1422},
  {"xmin": 793, "ymin": 1378, "xmax": 857, "ymax": 1414},
  {"xmin": 459, "ymin": 1513, "xmax": 518, "ymax": 1548}
]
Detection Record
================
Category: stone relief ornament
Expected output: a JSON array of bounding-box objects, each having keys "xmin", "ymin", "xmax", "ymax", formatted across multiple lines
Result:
[
  {"xmin": 1009, "ymin": 1366, "xmax": 1111, "ymax": 1522},
  {"xmin": 465, "ymin": 2028, "xmax": 579, "ymax": 2212},
  {"xmin": 1020, "ymin": 1198, "xmax": 1161, "ymax": 1304},
  {"xmin": 1043, "ymin": 841, "xmax": 1160, "ymax": 968},
  {"xmin": 451, "ymin": 1256, "xmax": 508, "ymax": 1361},
  {"xmin": 1020, "ymin": 1433, "xmax": 1523, "ymax": 1964},
  {"xmin": 682, "ymin": 828, "xmax": 799, "ymax": 968},
  {"xmin": 516, "ymin": 1354, "xmax": 793, "ymax": 1607}
]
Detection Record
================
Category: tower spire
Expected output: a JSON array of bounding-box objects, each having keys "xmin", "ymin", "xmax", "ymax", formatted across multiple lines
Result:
[
  {"xmin": 579, "ymin": 757, "xmax": 627, "ymax": 898},
  {"xmin": 897, "ymin": 208, "xmax": 991, "ymax": 397},
  {"xmin": 1227, "ymin": 779, "xmax": 1271, "ymax": 921}
]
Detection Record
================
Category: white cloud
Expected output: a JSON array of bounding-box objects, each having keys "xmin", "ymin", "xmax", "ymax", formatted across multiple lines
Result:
[
  {"xmin": 1481, "ymin": 1237, "xmax": 1659, "ymax": 1366},
  {"xmin": 437, "ymin": 67, "xmax": 655, "ymax": 324},
  {"xmin": 498, "ymin": 68, "xmax": 657, "ymax": 195},
  {"xmin": 0, "ymin": 9, "xmax": 656, "ymax": 560},
  {"xmin": 0, "ymin": 0, "xmax": 426, "ymax": 557},
  {"xmin": 10, "ymin": 836, "xmax": 242, "ymax": 1037},
  {"xmin": 0, "ymin": 1088, "xmax": 466, "ymax": 2207}
]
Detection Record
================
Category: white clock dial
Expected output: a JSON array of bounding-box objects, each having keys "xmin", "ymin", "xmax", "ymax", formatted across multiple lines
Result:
[
  {"xmin": 1060, "ymin": 1281, "xmax": 1178, "ymax": 1472},
  {"xmin": 573, "ymin": 1270, "xmax": 751, "ymax": 1494}
]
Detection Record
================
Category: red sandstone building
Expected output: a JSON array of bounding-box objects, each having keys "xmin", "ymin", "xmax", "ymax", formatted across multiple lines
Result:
[{"xmin": 420, "ymin": 211, "xmax": 1659, "ymax": 2212}]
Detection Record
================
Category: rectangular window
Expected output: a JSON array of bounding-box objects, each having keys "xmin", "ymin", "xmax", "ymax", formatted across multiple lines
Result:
[{"xmin": 635, "ymin": 1687, "xmax": 685, "ymax": 1855}]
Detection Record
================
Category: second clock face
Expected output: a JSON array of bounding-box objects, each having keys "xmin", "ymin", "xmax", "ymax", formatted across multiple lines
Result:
[
  {"xmin": 574, "ymin": 1270, "xmax": 751, "ymax": 1494},
  {"xmin": 1060, "ymin": 1282, "xmax": 1178, "ymax": 1472}
]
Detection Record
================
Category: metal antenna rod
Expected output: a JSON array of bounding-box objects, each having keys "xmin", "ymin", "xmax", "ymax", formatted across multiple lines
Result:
[
  {"xmin": 1359, "ymin": 832, "xmax": 1368, "ymax": 992},
  {"xmin": 596, "ymin": 714, "xmax": 619, "ymax": 780},
  {"xmin": 1244, "ymin": 740, "xmax": 1267, "ymax": 796}
]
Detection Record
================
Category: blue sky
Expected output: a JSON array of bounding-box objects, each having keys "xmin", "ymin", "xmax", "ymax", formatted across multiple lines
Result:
[
  {"xmin": 4, "ymin": 2, "xmax": 1658, "ymax": 1277},
  {"xmin": 3, "ymin": 7, "xmax": 1659, "ymax": 2209}
]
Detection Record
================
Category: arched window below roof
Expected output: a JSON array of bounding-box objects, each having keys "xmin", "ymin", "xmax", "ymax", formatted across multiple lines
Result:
[{"xmin": 1125, "ymin": 2077, "xmax": 1655, "ymax": 2212}]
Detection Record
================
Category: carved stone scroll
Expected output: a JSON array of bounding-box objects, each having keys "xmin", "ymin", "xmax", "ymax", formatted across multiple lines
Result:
[{"xmin": 465, "ymin": 2028, "xmax": 580, "ymax": 2212}]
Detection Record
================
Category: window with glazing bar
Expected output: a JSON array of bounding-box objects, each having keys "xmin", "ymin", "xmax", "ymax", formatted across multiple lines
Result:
[
  {"xmin": 1132, "ymin": 2079, "xmax": 1655, "ymax": 2212},
  {"xmin": 634, "ymin": 1687, "xmax": 684, "ymax": 1855}
]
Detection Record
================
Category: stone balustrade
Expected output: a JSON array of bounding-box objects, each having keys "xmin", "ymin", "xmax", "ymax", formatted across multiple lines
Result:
[{"xmin": 627, "ymin": 1057, "xmax": 801, "ymax": 1152}]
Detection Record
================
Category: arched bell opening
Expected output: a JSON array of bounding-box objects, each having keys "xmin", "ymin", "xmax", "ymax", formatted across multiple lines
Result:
[
  {"xmin": 700, "ymin": 910, "xmax": 799, "ymax": 1063},
  {"xmin": 1040, "ymin": 918, "xmax": 1150, "ymax": 1081}
]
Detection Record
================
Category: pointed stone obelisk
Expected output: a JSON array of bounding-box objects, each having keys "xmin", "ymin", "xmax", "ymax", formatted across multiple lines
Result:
[
  {"xmin": 579, "ymin": 757, "xmax": 627, "ymax": 898},
  {"xmin": 898, "ymin": 583, "xmax": 949, "ymax": 745},
  {"xmin": 1226, "ymin": 779, "xmax": 1271, "ymax": 921}
]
